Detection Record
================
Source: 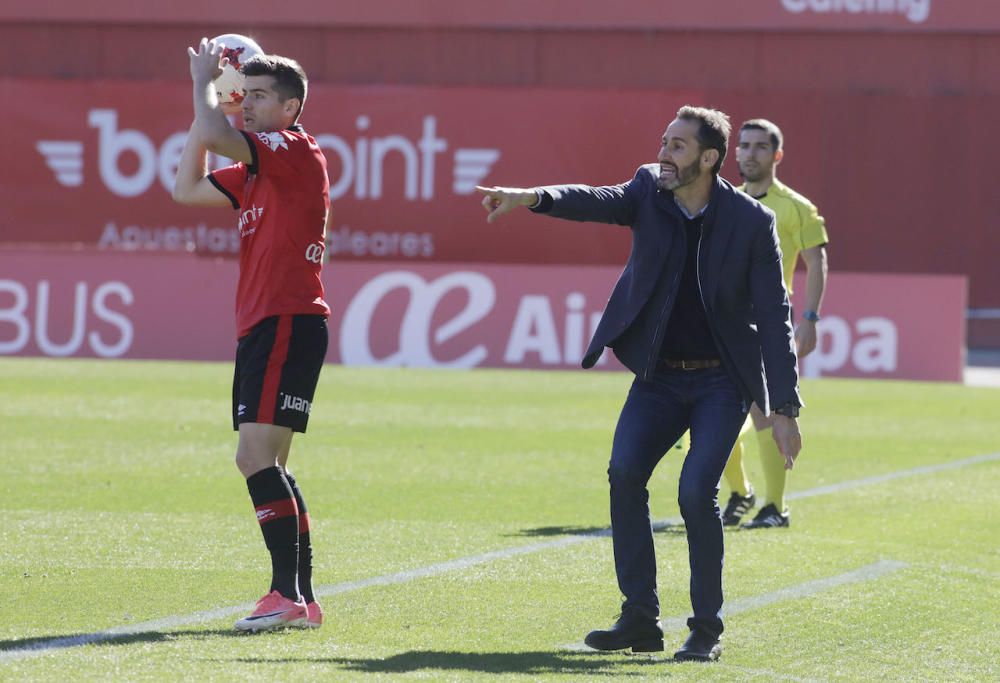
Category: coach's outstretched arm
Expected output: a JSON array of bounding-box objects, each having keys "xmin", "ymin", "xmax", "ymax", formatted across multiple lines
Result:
[{"xmin": 478, "ymin": 171, "xmax": 639, "ymax": 227}]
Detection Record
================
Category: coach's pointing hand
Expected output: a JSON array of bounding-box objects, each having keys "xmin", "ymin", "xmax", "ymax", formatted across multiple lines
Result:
[{"xmin": 475, "ymin": 186, "xmax": 540, "ymax": 223}]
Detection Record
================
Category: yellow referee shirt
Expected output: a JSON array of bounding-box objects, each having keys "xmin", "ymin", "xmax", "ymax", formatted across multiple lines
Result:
[{"xmin": 738, "ymin": 179, "xmax": 829, "ymax": 292}]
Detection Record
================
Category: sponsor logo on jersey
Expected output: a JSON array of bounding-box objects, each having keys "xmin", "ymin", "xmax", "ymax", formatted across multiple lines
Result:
[
  {"xmin": 238, "ymin": 205, "xmax": 264, "ymax": 237},
  {"xmin": 304, "ymin": 242, "xmax": 325, "ymax": 264}
]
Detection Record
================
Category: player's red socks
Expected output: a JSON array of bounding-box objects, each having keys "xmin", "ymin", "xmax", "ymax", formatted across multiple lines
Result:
[
  {"xmin": 284, "ymin": 470, "xmax": 315, "ymax": 604},
  {"xmin": 246, "ymin": 467, "xmax": 300, "ymax": 600}
]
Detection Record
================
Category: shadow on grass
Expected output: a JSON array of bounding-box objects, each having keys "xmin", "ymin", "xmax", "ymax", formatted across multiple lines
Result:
[
  {"xmin": 652, "ymin": 521, "xmax": 687, "ymax": 535},
  {"xmin": 514, "ymin": 520, "xmax": 690, "ymax": 539},
  {"xmin": 0, "ymin": 628, "xmax": 253, "ymax": 655},
  {"xmin": 509, "ymin": 525, "xmax": 611, "ymax": 538},
  {"xmin": 215, "ymin": 650, "xmax": 671, "ymax": 675}
]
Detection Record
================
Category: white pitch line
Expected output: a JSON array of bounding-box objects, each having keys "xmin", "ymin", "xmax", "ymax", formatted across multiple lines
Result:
[
  {"xmin": 2, "ymin": 452, "xmax": 996, "ymax": 662},
  {"xmin": 562, "ymin": 558, "xmax": 907, "ymax": 651},
  {"xmin": 0, "ymin": 535, "xmax": 608, "ymax": 663},
  {"xmin": 665, "ymin": 559, "xmax": 907, "ymax": 632},
  {"xmin": 786, "ymin": 452, "xmax": 1000, "ymax": 501},
  {"xmin": 711, "ymin": 663, "xmax": 825, "ymax": 683}
]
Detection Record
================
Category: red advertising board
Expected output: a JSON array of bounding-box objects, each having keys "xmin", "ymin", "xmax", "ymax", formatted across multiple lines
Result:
[
  {"xmin": 2, "ymin": 80, "xmax": 698, "ymax": 267},
  {"xmin": 789, "ymin": 272, "xmax": 966, "ymax": 381},
  {"xmin": 0, "ymin": 248, "xmax": 966, "ymax": 381},
  {"xmin": 3, "ymin": 78, "xmax": 997, "ymax": 318},
  {"xmin": 2, "ymin": 0, "xmax": 993, "ymax": 33}
]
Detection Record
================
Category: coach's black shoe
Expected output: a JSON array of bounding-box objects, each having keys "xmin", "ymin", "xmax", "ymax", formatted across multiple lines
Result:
[
  {"xmin": 741, "ymin": 503, "xmax": 790, "ymax": 529},
  {"xmin": 721, "ymin": 489, "xmax": 756, "ymax": 526},
  {"xmin": 673, "ymin": 629, "xmax": 722, "ymax": 662},
  {"xmin": 584, "ymin": 608, "xmax": 664, "ymax": 652}
]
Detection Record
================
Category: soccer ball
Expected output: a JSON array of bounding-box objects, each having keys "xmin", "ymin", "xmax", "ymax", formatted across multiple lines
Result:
[{"xmin": 210, "ymin": 33, "xmax": 264, "ymax": 105}]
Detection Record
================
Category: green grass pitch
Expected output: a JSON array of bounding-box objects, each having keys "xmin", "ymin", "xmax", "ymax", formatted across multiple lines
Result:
[{"xmin": 1, "ymin": 357, "xmax": 998, "ymax": 681}]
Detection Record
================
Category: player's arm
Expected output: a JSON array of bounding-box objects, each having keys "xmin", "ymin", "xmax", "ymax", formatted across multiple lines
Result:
[
  {"xmin": 795, "ymin": 244, "xmax": 828, "ymax": 358},
  {"xmin": 172, "ymin": 124, "xmax": 232, "ymax": 207},
  {"xmin": 187, "ymin": 37, "xmax": 252, "ymax": 164}
]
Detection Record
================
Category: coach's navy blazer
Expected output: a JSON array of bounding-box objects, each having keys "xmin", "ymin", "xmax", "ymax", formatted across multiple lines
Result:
[{"xmin": 533, "ymin": 164, "xmax": 801, "ymax": 414}]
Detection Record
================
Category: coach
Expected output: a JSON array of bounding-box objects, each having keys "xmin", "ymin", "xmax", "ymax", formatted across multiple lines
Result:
[{"xmin": 476, "ymin": 106, "xmax": 802, "ymax": 662}]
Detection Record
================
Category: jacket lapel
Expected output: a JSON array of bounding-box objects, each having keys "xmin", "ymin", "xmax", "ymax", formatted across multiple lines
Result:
[
  {"xmin": 650, "ymin": 188, "xmax": 682, "ymax": 266},
  {"xmin": 700, "ymin": 177, "xmax": 735, "ymax": 311}
]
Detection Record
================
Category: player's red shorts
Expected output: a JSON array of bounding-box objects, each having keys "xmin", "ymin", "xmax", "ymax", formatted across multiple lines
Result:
[{"xmin": 232, "ymin": 314, "xmax": 328, "ymax": 433}]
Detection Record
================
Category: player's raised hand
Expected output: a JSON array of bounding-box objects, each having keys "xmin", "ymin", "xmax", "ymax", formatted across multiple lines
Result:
[
  {"xmin": 475, "ymin": 186, "xmax": 539, "ymax": 223},
  {"xmin": 187, "ymin": 37, "xmax": 224, "ymax": 84}
]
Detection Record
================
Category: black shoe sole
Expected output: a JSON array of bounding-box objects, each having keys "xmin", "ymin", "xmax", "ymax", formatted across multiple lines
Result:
[
  {"xmin": 584, "ymin": 636, "xmax": 664, "ymax": 653},
  {"xmin": 674, "ymin": 646, "xmax": 722, "ymax": 661},
  {"xmin": 673, "ymin": 652, "xmax": 720, "ymax": 662},
  {"xmin": 631, "ymin": 638, "xmax": 665, "ymax": 653}
]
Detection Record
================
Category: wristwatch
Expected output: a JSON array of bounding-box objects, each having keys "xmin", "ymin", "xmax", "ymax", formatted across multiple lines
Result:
[
  {"xmin": 801, "ymin": 310, "xmax": 821, "ymax": 323},
  {"xmin": 774, "ymin": 402, "xmax": 800, "ymax": 418}
]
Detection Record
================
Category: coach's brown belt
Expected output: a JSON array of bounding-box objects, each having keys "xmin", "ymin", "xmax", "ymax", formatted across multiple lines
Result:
[{"xmin": 660, "ymin": 358, "xmax": 721, "ymax": 370}]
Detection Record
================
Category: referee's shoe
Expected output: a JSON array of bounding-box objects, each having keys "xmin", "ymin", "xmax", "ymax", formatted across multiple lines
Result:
[
  {"xmin": 721, "ymin": 489, "xmax": 755, "ymax": 526},
  {"xmin": 741, "ymin": 503, "xmax": 790, "ymax": 529}
]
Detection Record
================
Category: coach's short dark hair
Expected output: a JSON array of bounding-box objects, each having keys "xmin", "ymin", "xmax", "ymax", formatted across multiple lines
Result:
[
  {"xmin": 740, "ymin": 118, "xmax": 784, "ymax": 152},
  {"xmin": 242, "ymin": 54, "xmax": 308, "ymax": 117},
  {"xmin": 676, "ymin": 106, "xmax": 731, "ymax": 175}
]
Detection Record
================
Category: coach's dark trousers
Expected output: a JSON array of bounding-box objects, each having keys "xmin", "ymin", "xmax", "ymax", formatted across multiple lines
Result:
[{"xmin": 608, "ymin": 365, "xmax": 746, "ymax": 638}]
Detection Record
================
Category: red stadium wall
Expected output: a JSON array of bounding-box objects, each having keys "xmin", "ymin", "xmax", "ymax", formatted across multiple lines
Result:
[
  {"xmin": 3, "ymin": 1, "xmax": 998, "ymax": 32},
  {"xmin": 2, "ymin": 2, "xmax": 998, "ymax": 345}
]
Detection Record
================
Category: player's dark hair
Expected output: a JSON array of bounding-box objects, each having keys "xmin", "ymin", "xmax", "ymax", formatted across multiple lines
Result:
[
  {"xmin": 242, "ymin": 55, "xmax": 308, "ymax": 120},
  {"xmin": 740, "ymin": 118, "xmax": 784, "ymax": 152},
  {"xmin": 676, "ymin": 105, "xmax": 731, "ymax": 175}
]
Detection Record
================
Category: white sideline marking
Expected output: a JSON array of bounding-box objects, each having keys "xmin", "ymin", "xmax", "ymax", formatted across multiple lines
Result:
[
  {"xmin": 0, "ymin": 535, "xmax": 607, "ymax": 663},
  {"xmin": 668, "ymin": 559, "xmax": 907, "ymax": 632},
  {"xmin": 787, "ymin": 452, "xmax": 1000, "ymax": 501},
  {"xmin": 2, "ymin": 452, "xmax": 995, "ymax": 662},
  {"xmin": 712, "ymin": 664, "xmax": 823, "ymax": 683},
  {"xmin": 561, "ymin": 559, "xmax": 907, "ymax": 651}
]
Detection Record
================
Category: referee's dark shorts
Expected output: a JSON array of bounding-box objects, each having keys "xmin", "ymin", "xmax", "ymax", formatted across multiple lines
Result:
[{"xmin": 232, "ymin": 314, "xmax": 329, "ymax": 433}]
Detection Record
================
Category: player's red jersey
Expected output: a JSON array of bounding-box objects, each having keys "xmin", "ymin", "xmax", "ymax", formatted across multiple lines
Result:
[{"xmin": 209, "ymin": 126, "xmax": 331, "ymax": 337}]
